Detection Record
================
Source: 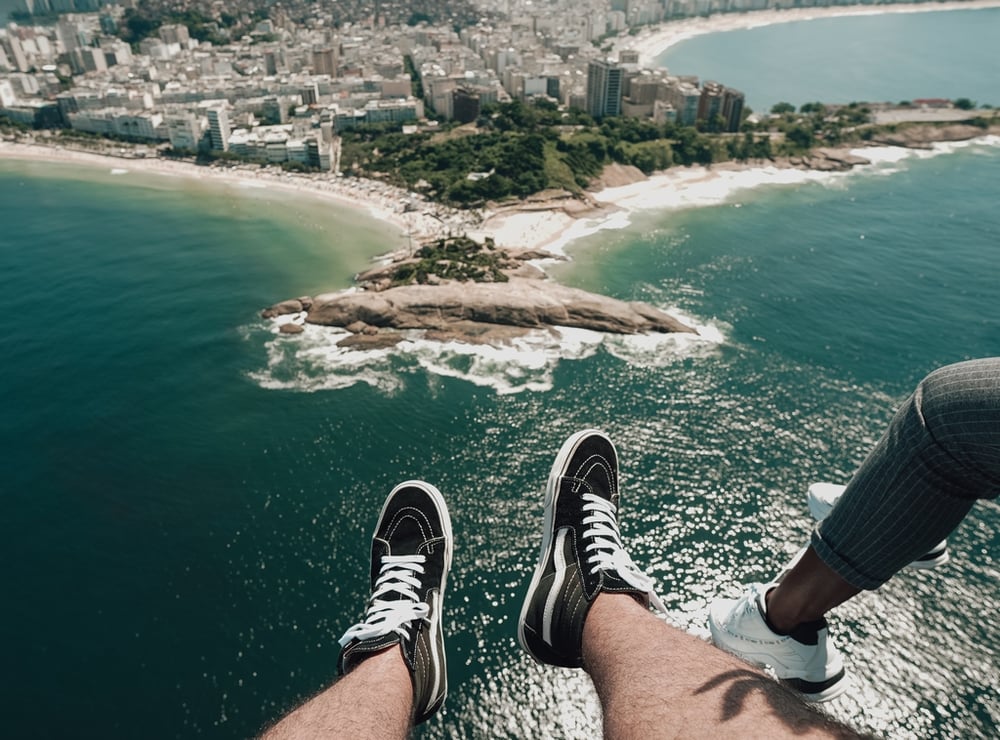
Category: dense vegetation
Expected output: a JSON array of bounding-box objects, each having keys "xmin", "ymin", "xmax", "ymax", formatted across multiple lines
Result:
[
  {"xmin": 389, "ymin": 235, "xmax": 509, "ymax": 286},
  {"xmin": 340, "ymin": 99, "xmax": 786, "ymax": 206},
  {"xmin": 118, "ymin": 6, "xmax": 259, "ymax": 46},
  {"xmin": 339, "ymin": 97, "xmax": 991, "ymax": 207}
]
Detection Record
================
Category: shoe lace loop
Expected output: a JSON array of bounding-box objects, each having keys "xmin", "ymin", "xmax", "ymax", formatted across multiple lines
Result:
[
  {"xmin": 338, "ymin": 554, "xmax": 429, "ymax": 647},
  {"xmin": 580, "ymin": 492, "xmax": 667, "ymax": 614}
]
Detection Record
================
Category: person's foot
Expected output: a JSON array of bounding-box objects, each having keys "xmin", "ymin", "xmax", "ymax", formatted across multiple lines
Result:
[
  {"xmin": 337, "ymin": 481, "xmax": 452, "ymax": 725},
  {"xmin": 518, "ymin": 429, "xmax": 667, "ymax": 668},
  {"xmin": 709, "ymin": 582, "xmax": 848, "ymax": 702},
  {"xmin": 808, "ymin": 482, "xmax": 950, "ymax": 569}
]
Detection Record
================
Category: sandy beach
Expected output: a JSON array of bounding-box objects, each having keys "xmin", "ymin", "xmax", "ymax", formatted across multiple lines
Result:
[
  {"xmin": 0, "ymin": 140, "xmax": 481, "ymax": 245},
  {"xmin": 620, "ymin": 0, "xmax": 1000, "ymax": 65}
]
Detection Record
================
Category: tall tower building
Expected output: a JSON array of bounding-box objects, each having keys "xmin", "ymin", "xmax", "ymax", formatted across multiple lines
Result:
[
  {"xmin": 0, "ymin": 80, "xmax": 17, "ymax": 108},
  {"xmin": 312, "ymin": 45, "xmax": 338, "ymax": 76},
  {"xmin": 263, "ymin": 49, "xmax": 278, "ymax": 75},
  {"xmin": 3, "ymin": 34, "xmax": 30, "ymax": 72},
  {"xmin": 722, "ymin": 87, "xmax": 745, "ymax": 133},
  {"xmin": 158, "ymin": 24, "xmax": 191, "ymax": 46},
  {"xmin": 206, "ymin": 105, "xmax": 231, "ymax": 152},
  {"xmin": 586, "ymin": 59, "xmax": 623, "ymax": 119},
  {"xmin": 698, "ymin": 80, "xmax": 725, "ymax": 125}
]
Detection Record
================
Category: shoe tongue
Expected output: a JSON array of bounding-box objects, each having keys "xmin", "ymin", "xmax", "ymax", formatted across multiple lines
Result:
[
  {"xmin": 383, "ymin": 511, "xmax": 429, "ymax": 556},
  {"xmin": 559, "ymin": 475, "xmax": 616, "ymax": 506}
]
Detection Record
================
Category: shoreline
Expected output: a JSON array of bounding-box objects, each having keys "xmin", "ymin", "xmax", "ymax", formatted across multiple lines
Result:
[
  {"xmin": 467, "ymin": 132, "xmax": 1000, "ymax": 256},
  {"xmin": 0, "ymin": 140, "xmax": 479, "ymax": 247},
  {"xmin": 620, "ymin": 0, "xmax": 1000, "ymax": 64},
  {"xmin": 2, "ymin": 1, "xmax": 998, "ymax": 262},
  {"xmin": 5, "ymin": 132, "xmax": 1000, "ymax": 260}
]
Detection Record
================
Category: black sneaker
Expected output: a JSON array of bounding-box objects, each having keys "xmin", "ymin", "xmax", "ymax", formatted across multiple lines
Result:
[
  {"xmin": 518, "ymin": 429, "xmax": 667, "ymax": 668},
  {"xmin": 337, "ymin": 481, "xmax": 453, "ymax": 725}
]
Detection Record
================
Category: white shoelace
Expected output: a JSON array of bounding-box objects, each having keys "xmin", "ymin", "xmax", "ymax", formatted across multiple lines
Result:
[
  {"xmin": 580, "ymin": 492, "xmax": 668, "ymax": 614},
  {"xmin": 338, "ymin": 554, "xmax": 429, "ymax": 647}
]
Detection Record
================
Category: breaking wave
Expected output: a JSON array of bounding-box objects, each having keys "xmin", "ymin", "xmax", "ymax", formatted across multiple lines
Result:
[{"xmin": 245, "ymin": 309, "xmax": 725, "ymax": 395}]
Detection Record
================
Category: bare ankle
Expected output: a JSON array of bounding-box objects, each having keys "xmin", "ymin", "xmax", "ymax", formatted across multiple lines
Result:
[
  {"xmin": 765, "ymin": 547, "xmax": 862, "ymax": 634},
  {"xmin": 763, "ymin": 585, "xmax": 801, "ymax": 634}
]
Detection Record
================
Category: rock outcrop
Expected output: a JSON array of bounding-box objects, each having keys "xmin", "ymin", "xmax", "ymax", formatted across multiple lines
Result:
[
  {"xmin": 261, "ymin": 236, "xmax": 696, "ymax": 347},
  {"xmin": 871, "ymin": 123, "xmax": 993, "ymax": 149},
  {"xmin": 305, "ymin": 279, "xmax": 695, "ymax": 336},
  {"xmin": 776, "ymin": 148, "xmax": 872, "ymax": 171}
]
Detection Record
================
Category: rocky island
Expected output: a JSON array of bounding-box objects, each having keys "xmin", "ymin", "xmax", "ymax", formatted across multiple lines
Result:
[{"xmin": 261, "ymin": 236, "xmax": 696, "ymax": 348}]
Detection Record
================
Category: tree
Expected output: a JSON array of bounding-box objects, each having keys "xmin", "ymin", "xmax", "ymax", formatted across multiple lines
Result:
[
  {"xmin": 784, "ymin": 123, "xmax": 814, "ymax": 151},
  {"xmin": 771, "ymin": 102, "xmax": 796, "ymax": 115},
  {"xmin": 953, "ymin": 98, "xmax": 976, "ymax": 110}
]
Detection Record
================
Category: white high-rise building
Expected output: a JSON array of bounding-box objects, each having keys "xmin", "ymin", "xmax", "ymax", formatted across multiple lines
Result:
[
  {"xmin": 0, "ymin": 80, "xmax": 17, "ymax": 108},
  {"xmin": 206, "ymin": 105, "xmax": 231, "ymax": 152},
  {"xmin": 586, "ymin": 59, "xmax": 623, "ymax": 119},
  {"xmin": 165, "ymin": 113, "xmax": 202, "ymax": 151},
  {"xmin": 2, "ymin": 34, "xmax": 29, "ymax": 72}
]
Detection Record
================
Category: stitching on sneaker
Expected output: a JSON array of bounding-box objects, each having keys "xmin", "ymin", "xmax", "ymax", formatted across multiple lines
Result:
[{"xmin": 384, "ymin": 506, "xmax": 435, "ymax": 551}]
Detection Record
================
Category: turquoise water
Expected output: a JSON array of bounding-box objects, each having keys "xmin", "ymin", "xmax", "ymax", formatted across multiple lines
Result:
[
  {"xmin": 4, "ymin": 14, "xmax": 1000, "ymax": 740},
  {"xmin": 4, "ymin": 141, "xmax": 997, "ymax": 739},
  {"xmin": 657, "ymin": 7, "xmax": 1000, "ymax": 111}
]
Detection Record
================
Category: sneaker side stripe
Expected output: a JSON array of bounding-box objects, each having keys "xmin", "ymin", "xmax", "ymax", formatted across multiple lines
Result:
[
  {"xmin": 782, "ymin": 667, "xmax": 848, "ymax": 699},
  {"xmin": 543, "ymin": 528, "xmax": 568, "ymax": 646},
  {"xmin": 427, "ymin": 588, "xmax": 444, "ymax": 707}
]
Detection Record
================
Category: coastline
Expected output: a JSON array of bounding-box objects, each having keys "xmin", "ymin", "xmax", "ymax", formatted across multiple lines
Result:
[
  {"xmin": 5, "ymin": 132, "xmax": 1000, "ymax": 262},
  {"xmin": 0, "ymin": 140, "xmax": 479, "ymax": 246},
  {"xmin": 467, "ymin": 133, "xmax": 1000, "ymax": 256},
  {"xmin": 620, "ymin": 0, "xmax": 1000, "ymax": 64},
  {"xmin": 2, "ymin": 1, "xmax": 999, "ymax": 263}
]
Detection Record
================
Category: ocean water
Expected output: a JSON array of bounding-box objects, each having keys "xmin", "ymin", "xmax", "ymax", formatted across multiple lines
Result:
[
  {"xmin": 657, "ymin": 7, "xmax": 1000, "ymax": 111},
  {"xmin": 3, "ymin": 15, "xmax": 1000, "ymax": 740},
  {"xmin": 1, "ymin": 0, "xmax": 20, "ymax": 19}
]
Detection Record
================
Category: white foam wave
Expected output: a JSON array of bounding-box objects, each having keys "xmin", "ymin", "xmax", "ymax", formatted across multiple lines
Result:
[
  {"xmin": 604, "ymin": 310, "xmax": 728, "ymax": 367},
  {"xmin": 852, "ymin": 133, "xmax": 1000, "ymax": 170},
  {"xmin": 247, "ymin": 322, "xmax": 407, "ymax": 393},
  {"xmin": 247, "ymin": 310, "xmax": 726, "ymax": 395},
  {"xmin": 565, "ymin": 134, "xmax": 1000, "ymax": 240}
]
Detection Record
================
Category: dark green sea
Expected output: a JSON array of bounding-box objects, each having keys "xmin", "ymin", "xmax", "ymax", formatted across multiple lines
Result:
[{"xmin": 3, "ymin": 12, "xmax": 1000, "ymax": 740}]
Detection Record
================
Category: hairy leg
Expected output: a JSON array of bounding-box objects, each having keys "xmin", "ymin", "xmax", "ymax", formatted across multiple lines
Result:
[
  {"xmin": 261, "ymin": 647, "xmax": 412, "ymax": 740},
  {"xmin": 583, "ymin": 594, "xmax": 864, "ymax": 739}
]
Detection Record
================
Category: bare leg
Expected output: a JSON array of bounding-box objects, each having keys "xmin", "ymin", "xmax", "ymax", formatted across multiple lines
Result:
[
  {"xmin": 262, "ymin": 646, "xmax": 412, "ymax": 740},
  {"xmin": 765, "ymin": 548, "xmax": 861, "ymax": 633},
  {"xmin": 768, "ymin": 359, "xmax": 1000, "ymax": 631},
  {"xmin": 584, "ymin": 594, "xmax": 863, "ymax": 739}
]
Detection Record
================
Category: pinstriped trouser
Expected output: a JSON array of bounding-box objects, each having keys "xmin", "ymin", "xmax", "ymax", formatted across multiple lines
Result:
[{"xmin": 812, "ymin": 358, "xmax": 1000, "ymax": 590}]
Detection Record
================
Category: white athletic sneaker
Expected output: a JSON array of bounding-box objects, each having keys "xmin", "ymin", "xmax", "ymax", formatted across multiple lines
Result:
[
  {"xmin": 709, "ymin": 582, "xmax": 849, "ymax": 702},
  {"xmin": 808, "ymin": 483, "xmax": 950, "ymax": 569}
]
